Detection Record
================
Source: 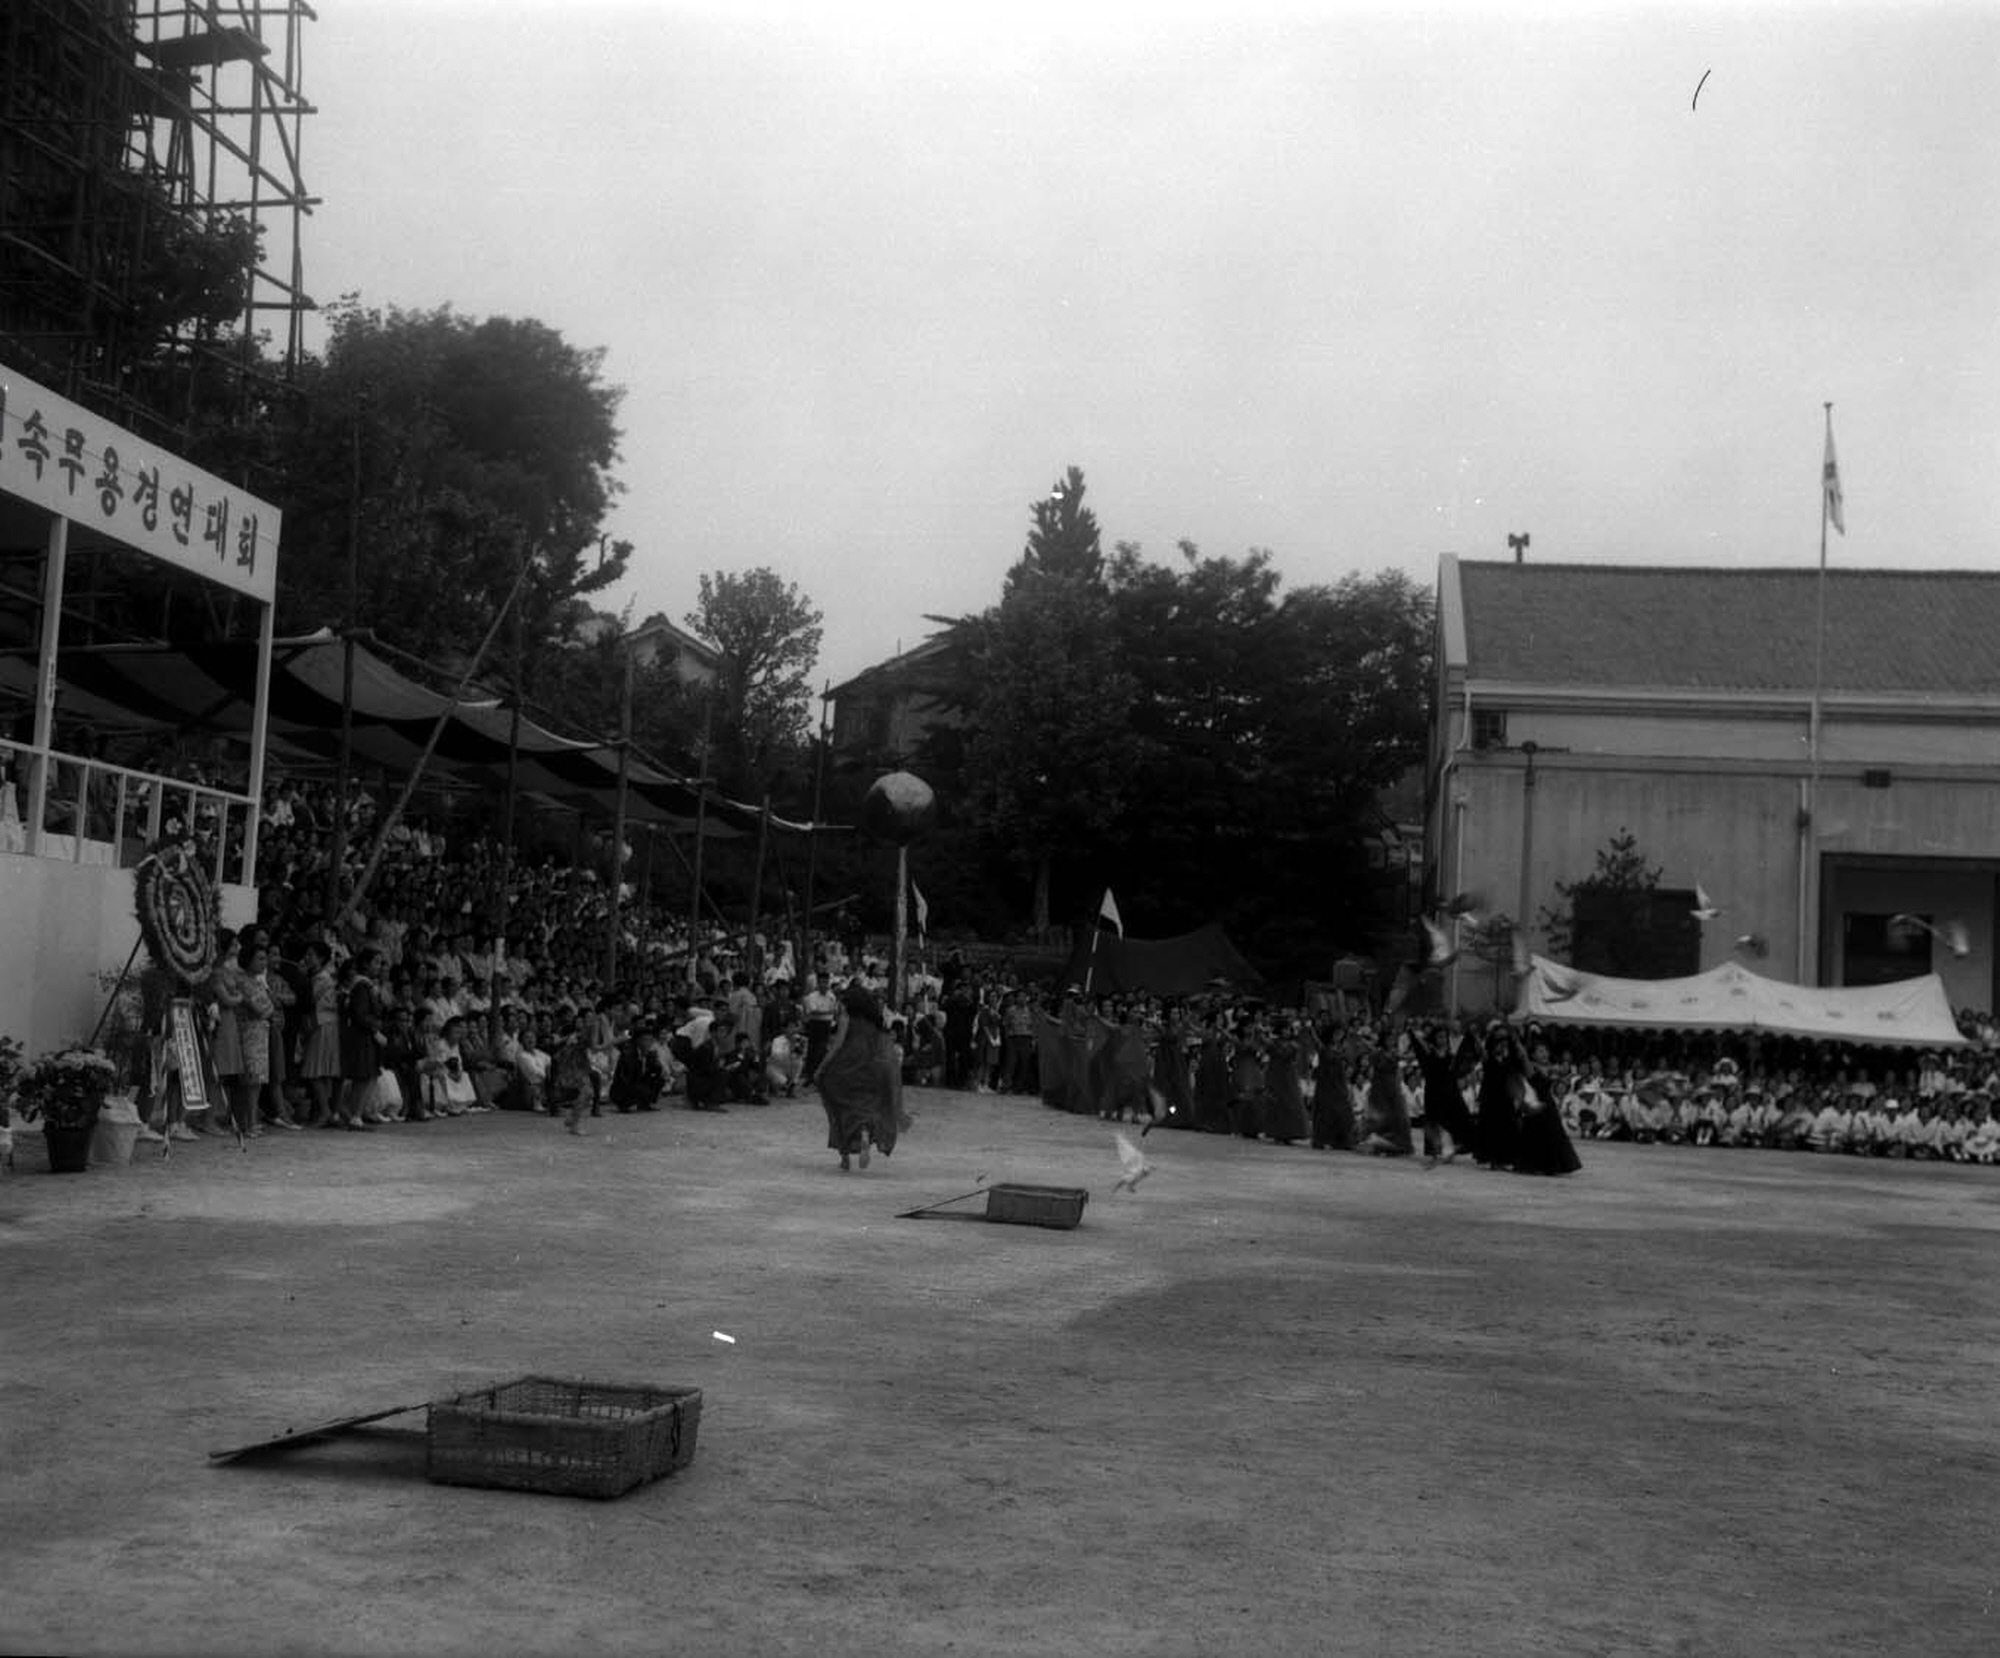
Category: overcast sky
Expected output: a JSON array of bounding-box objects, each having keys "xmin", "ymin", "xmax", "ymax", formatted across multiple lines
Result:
[{"xmin": 303, "ymin": 1, "xmax": 2000, "ymax": 688}]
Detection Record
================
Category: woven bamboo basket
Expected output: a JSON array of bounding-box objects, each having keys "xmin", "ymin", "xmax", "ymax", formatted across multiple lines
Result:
[
  {"xmin": 426, "ymin": 1376, "xmax": 702, "ymax": 1499},
  {"xmin": 983, "ymin": 1183, "xmax": 1089, "ymax": 1229}
]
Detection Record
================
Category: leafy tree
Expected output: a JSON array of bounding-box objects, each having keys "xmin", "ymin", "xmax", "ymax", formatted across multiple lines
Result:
[
  {"xmin": 1539, "ymin": 828, "xmax": 1698, "ymax": 977},
  {"xmin": 888, "ymin": 468, "xmax": 1434, "ymax": 966},
  {"xmin": 688, "ymin": 567, "xmax": 824, "ymax": 799},
  {"xmin": 1100, "ymin": 549, "xmax": 1433, "ymax": 973},
  {"xmin": 272, "ymin": 302, "xmax": 630, "ymax": 672},
  {"xmin": 961, "ymin": 568, "xmax": 1137, "ymax": 933}
]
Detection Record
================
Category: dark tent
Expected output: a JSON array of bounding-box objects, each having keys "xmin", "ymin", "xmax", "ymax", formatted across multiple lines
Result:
[{"xmin": 1061, "ymin": 922, "xmax": 1260, "ymax": 998}]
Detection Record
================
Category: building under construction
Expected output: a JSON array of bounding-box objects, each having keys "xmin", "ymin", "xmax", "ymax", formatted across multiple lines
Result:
[{"xmin": 0, "ymin": 0, "xmax": 314, "ymax": 450}]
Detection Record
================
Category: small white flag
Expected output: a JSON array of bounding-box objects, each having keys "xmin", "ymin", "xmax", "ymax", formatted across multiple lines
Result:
[
  {"xmin": 1823, "ymin": 420, "xmax": 1845, "ymax": 536},
  {"xmin": 1098, "ymin": 889, "xmax": 1123, "ymax": 936},
  {"xmin": 912, "ymin": 880, "xmax": 928, "ymax": 939}
]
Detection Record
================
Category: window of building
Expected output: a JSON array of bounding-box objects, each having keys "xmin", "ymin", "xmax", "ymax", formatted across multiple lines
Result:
[
  {"xmin": 1842, "ymin": 912, "xmax": 1933, "ymax": 987},
  {"xmin": 1472, "ymin": 707, "xmax": 1507, "ymax": 749},
  {"xmin": 1569, "ymin": 888, "xmax": 1701, "ymax": 978}
]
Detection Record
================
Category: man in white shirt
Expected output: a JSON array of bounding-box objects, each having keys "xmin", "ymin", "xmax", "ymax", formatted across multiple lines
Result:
[
  {"xmin": 726, "ymin": 973, "xmax": 762, "ymax": 1052},
  {"xmin": 800, "ymin": 973, "xmax": 840, "ymax": 1084},
  {"xmin": 1865, "ymin": 1096, "xmax": 1907, "ymax": 1157}
]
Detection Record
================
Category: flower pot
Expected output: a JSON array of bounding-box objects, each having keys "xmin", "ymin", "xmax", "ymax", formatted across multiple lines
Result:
[
  {"xmin": 90, "ymin": 1092, "xmax": 143, "ymax": 1167},
  {"xmin": 44, "ymin": 1123, "xmax": 95, "ymax": 1174}
]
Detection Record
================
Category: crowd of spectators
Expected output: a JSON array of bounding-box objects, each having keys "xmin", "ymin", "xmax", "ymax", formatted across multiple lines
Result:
[
  {"xmin": 27, "ymin": 769, "xmax": 1996, "ymax": 1175},
  {"xmin": 1036, "ymin": 993, "xmax": 2000, "ymax": 1169},
  {"xmin": 131, "ymin": 779, "xmax": 1045, "ymax": 1141}
]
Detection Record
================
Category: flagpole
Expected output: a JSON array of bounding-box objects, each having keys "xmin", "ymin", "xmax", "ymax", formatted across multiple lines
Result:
[{"xmin": 1803, "ymin": 401, "xmax": 1833, "ymax": 984}]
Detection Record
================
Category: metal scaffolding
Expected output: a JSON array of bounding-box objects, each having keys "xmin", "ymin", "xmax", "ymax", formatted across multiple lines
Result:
[{"xmin": 0, "ymin": 0, "xmax": 315, "ymax": 449}]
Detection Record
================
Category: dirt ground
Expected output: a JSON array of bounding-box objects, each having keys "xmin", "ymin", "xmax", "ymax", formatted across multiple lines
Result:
[{"xmin": 1, "ymin": 1088, "xmax": 1994, "ymax": 1657}]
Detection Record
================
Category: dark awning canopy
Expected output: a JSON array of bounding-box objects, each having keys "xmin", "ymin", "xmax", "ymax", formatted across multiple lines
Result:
[
  {"xmin": 0, "ymin": 630, "xmax": 808, "ymax": 837},
  {"xmin": 1062, "ymin": 923, "xmax": 1262, "ymax": 997}
]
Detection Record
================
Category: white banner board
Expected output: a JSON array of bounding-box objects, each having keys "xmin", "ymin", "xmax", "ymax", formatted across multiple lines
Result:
[{"xmin": 0, "ymin": 367, "xmax": 280, "ymax": 604}]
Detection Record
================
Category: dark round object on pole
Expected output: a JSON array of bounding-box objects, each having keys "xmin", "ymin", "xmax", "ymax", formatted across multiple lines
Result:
[{"xmin": 860, "ymin": 772, "xmax": 936, "ymax": 846}]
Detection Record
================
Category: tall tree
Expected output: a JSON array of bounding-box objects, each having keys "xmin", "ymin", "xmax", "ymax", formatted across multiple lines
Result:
[
  {"xmin": 272, "ymin": 302, "xmax": 630, "ymax": 672},
  {"xmin": 1008, "ymin": 464, "xmax": 1104, "ymax": 590},
  {"xmin": 961, "ymin": 565, "xmax": 1137, "ymax": 933},
  {"xmin": 1100, "ymin": 548, "xmax": 1434, "ymax": 973},
  {"xmin": 689, "ymin": 567, "xmax": 824, "ymax": 799}
]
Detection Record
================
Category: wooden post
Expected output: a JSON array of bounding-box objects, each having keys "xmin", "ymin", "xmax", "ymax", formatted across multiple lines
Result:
[
  {"xmin": 801, "ymin": 686, "xmax": 829, "ymax": 978},
  {"xmin": 243, "ymin": 598, "xmax": 275, "ymax": 887},
  {"xmin": 687, "ymin": 696, "xmax": 713, "ymax": 987},
  {"xmin": 745, "ymin": 793, "xmax": 771, "ymax": 979},
  {"xmin": 892, "ymin": 844, "xmax": 908, "ymax": 1011},
  {"xmin": 605, "ymin": 641, "xmax": 635, "ymax": 983},
  {"xmin": 25, "ymin": 513, "xmax": 68, "ymax": 857}
]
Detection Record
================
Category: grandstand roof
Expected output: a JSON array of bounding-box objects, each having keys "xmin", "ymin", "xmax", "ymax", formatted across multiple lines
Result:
[{"xmin": 0, "ymin": 630, "xmax": 803, "ymax": 835}]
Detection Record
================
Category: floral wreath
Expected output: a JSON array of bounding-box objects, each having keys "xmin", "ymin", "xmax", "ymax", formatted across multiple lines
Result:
[{"xmin": 134, "ymin": 821, "xmax": 220, "ymax": 988}]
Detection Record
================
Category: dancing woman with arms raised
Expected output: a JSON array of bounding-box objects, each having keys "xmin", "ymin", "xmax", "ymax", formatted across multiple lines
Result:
[{"xmin": 811, "ymin": 982, "xmax": 906, "ymax": 1172}]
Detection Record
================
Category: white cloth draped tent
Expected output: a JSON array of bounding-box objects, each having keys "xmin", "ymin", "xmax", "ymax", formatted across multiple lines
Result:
[{"xmin": 1521, "ymin": 954, "xmax": 1966, "ymax": 1048}]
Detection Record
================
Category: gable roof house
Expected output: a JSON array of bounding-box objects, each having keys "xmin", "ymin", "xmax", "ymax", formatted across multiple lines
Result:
[
  {"xmin": 825, "ymin": 629, "xmax": 968, "ymax": 767},
  {"xmin": 1427, "ymin": 557, "xmax": 2000, "ymax": 1015}
]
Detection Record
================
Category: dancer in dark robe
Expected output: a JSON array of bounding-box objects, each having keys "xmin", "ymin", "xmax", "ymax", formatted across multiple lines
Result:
[
  {"xmin": 1360, "ymin": 1036, "xmax": 1414, "ymax": 1155},
  {"xmin": 1408, "ymin": 1022, "xmax": 1477, "ymax": 1164},
  {"xmin": 1510, "ymin": 1050, "xmax": 1583, "ymax": 1176},
  {"xmin": 1309, "ymin": 1019, "xmax": 1357, "ymax": 1150},
  {"xmin": 1150, "ymin": 1007, "xmax": 1197, "ymax": 1131},
  {"xmin": 1473, "ymin": 1021, "xmax": 1522, "ymax": 1169},
  {"xmin": 1261, "ymin": 1023, "xmax": 1311, "ymax": 1144},
  {"xmin": 1193, "ymin": 1018, "xmax": 1234, "ymax": 1134},
  {"xmin": 812, "ymin": 983, "xmax": 904, "ymax": 1171},
  {"xmin": 1094, "ymin": 1010, "xmax": 1153, "ymax": 1122},
  {"xmin": 1229, "ymin": 1020, "xmax": 1268, "ymax": 1139},
  {"xmin": 1041, "ymin": 995, "xmax": 1099, "ymax": 1115}
]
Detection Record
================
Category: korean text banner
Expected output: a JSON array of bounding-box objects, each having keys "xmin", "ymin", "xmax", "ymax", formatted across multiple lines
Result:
[{"xmin": 0, "ymin": 368, "xmax": 280, "ymax": 605}]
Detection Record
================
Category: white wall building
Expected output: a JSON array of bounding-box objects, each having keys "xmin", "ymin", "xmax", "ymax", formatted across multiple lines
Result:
[{"xmin": 1427, "ymin": 557, "xmax": 2000, "ymax": 1015}]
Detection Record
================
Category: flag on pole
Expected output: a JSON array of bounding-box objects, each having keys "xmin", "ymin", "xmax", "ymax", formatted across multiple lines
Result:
[
  {"xmin": 1098, "ymin": 889, "xmax": 1123, "ymax": 936},
  {"xmin": 1823, "ymin": 419, "xmax": 1845, "ymax": 535},
  {"xmin": 912, "ymin": 880, "xmax": 928, "ymax": 940}
]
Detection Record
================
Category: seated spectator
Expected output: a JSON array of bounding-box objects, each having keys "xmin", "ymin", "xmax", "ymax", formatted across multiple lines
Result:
[
  {"xmin": 509, "ymin": 1019, "xmax": 552, "ymax": 1114},
  {"xmin": 1936, "ymin": 1100, "xmax": 1971, "ymax": 1162},
  {"xmin": 1904, "ymin": 1099, "xmax": 1944, "ymax": 1160},
  {"xmin": 457, "ymin": 1008, "xmax": 509, "ymax": 1109},
  {"xmin": 1964, "ymin": 1099, "xmax": 2000, "ymax": 1164},
  {"xmin": 1808, "ymin": 1092, "xmax": 1853, "ymax": 1153},
  {"xmin": 1625, "ymin": 1083, "xmax": 1668, "ymax": 1143},
  {"xmin": 610, "ymin": 1022, "xmax": 668, "ymax": 1113},
  {"xmin": 673, "ymin": 1007, "xmax": 729, "ymax": 1113},
  {"xmin": 765, "ymin": 1018, "xmax": 803, "ymax": 1098},
  {"xmin": 380, "ymin": 1005, "xmax": 425, "ymax": 1122},
  {"xmin": 1771, "ymin": 1091, "xmax": 1818, "ymax": 1151},
  {"xmin": 721, "ymin": 1030, "xmax": 768, "ymax": 1104},
  {"xmin": 1721, "ymin": 1086, "xmax": 1762, "ymax": 1147},
  {"xmin": 419, "ymin": 1014, "xmax": 481, "ymax": 1117}
]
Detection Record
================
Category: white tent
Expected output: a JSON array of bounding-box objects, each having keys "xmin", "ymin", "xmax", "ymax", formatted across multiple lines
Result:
[{"xmin": 1520, "ymin": 955, "xmax": 1967, "ymax": 1048}]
